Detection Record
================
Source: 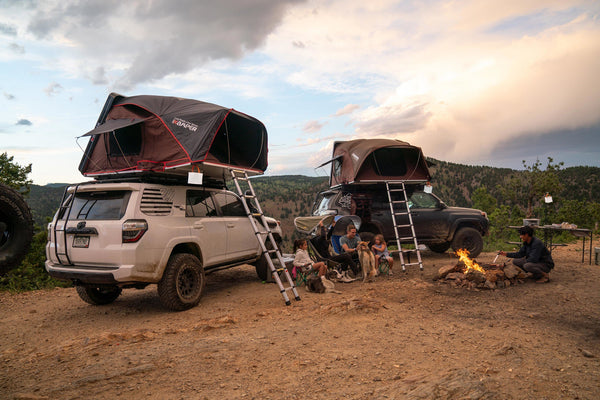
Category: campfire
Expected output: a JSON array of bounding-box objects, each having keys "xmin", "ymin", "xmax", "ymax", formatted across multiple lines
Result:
[{"xmin": 436, "ymin": 249, "xmax": 529, "ymax": 290}]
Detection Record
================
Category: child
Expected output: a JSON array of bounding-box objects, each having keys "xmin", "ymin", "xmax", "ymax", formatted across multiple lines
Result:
[
  {"xmin": 371, "ymin": 234, "xmax": 394, "ymax": 275},
  {"xmin": 293, "ymin": 239, "xmax": 327, "ymax": 278}
]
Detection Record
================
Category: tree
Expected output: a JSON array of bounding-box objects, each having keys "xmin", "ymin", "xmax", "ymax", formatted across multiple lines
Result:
[
  {"xmin": 0, "ymin": 152, "xmax": 33, "ymax": 195},
  {"xmin": 471, "ymin": 186, "xmax": 496, "ymax": 215},
  {"xmin": 521, "ymin": 157, "xmax": 563, "ymax": 218}
]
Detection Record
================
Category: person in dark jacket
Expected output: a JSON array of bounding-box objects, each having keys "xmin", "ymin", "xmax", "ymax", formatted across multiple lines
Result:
[{"xmin": 498, "ymin": 225, "xmax": 554, "ymax": 283}]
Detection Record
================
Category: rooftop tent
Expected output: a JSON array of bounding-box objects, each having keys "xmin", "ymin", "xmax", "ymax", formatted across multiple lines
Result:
[
  {"xmin": 321, "ymin": 139, "xmax": 431, "ymax": 187},
  {"xmin": 78, "ymin": 93, "xmax": 268, "ymax": 178}
]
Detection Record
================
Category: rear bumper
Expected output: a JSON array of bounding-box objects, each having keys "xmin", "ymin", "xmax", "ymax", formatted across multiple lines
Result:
[
  {"xmin": 47, "ymin": 268, "xmax": 118, "ymax": 285},
  {"xmin": 45, "ymin": 260, "xmax": 144, "ymax": 285}
]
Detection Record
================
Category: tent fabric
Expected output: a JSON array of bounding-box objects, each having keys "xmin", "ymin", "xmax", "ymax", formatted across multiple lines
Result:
[
  {"xmin": 328, "ymin": 139, "xmax": 431, "ymax": 187},
  {"xmin": 79, "ymin": 93, "xmax": 268, "ymax": 178}
]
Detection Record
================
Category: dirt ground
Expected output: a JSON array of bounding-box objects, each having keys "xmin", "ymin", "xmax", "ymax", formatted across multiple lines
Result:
[{"xmin": 1, "ymin": 243, "xmax": 599, "ymax": 400}]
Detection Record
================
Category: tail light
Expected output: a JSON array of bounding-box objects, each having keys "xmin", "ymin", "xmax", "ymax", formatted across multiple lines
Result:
[{"xmin": 122, "ymin": 219, "xmax": 148, "ymax": 243}]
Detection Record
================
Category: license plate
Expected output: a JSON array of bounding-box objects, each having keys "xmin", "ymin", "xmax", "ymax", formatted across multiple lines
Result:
[{"xmin": 73, "ymin": 235, "xmax": 90, "ymax": 248}]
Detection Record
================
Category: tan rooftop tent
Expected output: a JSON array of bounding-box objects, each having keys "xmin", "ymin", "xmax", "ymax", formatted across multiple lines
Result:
[
  {"xmin": 78, "ymin": 93, "xmax": 268, "ymax": 179},
  {"xmin": 319, "ymin": 139, "xmax": 431, "ymax": 187}
]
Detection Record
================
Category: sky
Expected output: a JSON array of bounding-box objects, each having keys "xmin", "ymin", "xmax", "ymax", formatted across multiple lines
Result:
[{"xmin": 1, "ymin": 0, "xmax": 599, "ymax": 185}]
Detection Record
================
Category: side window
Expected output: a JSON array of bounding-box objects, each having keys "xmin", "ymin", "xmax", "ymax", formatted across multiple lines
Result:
[
  {"xmin": 410, "ymin": 192, "xmax": 439, "ymax": 209},
  {"xmin": 186, "ymin": 190, "xmax": 217, "ymax": 217},
  {"xmin": 213, "ymin": 192, "xmax": 247, "ymax": 217}
]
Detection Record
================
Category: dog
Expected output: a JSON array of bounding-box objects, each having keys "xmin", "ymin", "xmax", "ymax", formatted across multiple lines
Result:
[
  {"xmin": 306, "ymin": 275, "xmax": 342, "ymax": 294},
  {"xmin": 356, "ymin": 241, "xmax": 377, "ymax": 282}
]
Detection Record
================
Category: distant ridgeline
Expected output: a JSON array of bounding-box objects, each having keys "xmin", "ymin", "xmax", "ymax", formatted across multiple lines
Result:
[{"xmin": 25, "ymin": 164, "xmax": 600, "ymax": 236}]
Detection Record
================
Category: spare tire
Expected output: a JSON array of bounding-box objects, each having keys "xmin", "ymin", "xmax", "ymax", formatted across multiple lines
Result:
[{"xmin": 0, "ymin": 184, "xmax": 34, "ymax": 275}]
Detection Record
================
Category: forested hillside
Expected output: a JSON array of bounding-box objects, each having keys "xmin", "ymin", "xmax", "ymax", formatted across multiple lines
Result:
[{"xmin": 25, "ymin": 162, "xmax": 600, "ymax": 251}]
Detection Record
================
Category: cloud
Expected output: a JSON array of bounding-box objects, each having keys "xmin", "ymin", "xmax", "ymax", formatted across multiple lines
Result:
[
  {"xmin": 303, "ymin": 119, "xmax": 326, "ymax": 133},
  {"xmin": 8, "ymin": 42, "xmax": 24, "ymax": 54},
  {"xmin": 16, "ymin": 119, "xmax": 32, "ymax": 126},
  {"xmin": 333, "ymin": 104, "xmax": 360, "ymax": 117},
  {"xmin": 4, "ymin": 92, "xmax": 15, "ymax": 100},
  {"xmin": 44, "ymin": 82, "xmax": 63, "ymax": 96},
  {"xmin": 0, "ymin": 22, "xmax": 17, "ymax": 36},
  {"xmin": 20, "ymin": 0, "xmax": 304, "ymax": 89}
]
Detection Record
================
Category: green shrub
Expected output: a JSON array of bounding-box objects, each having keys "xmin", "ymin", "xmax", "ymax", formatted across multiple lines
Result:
[{"xmin": 0, "ymin": 229, "xmax": 71, "ymax": 292}]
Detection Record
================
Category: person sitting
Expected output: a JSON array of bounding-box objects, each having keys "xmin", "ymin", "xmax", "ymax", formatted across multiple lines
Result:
[
  {"xmin": 340, "ymin": 224, "xmax": 361, "ymax": 265},
  {"xmin": 371, "ymin": 234, "xmax": 394, "ymax": 275},
  {"xmin": 293, "ymin": 239, "xmax": 327, "ymax": 278},
  {"xmin": 312, "ymin": 221, "xmax": 359, "ymax": 279},
  {"xmin": 498, "ymin": 225, "xmax": 554, "ymax": 283}
]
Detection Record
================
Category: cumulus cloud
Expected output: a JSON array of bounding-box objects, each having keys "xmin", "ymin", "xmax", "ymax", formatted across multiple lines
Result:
[
  {"xmin": 303, "ymin": 119, "xmax": 326, "ymax": 133},
  {"xmin": 44, "ymin": 82, "xmax": 63, "ymax": 96},
  {"xmin": 333, "ymin": 104, "xmax": 360, "ymax": 117},
  {"xmin": 266, "ymin": 0, "xmax": 600, "ymax": 166},
  {"xmin": 16, "ymin": 119, "xmax": 32, "ymax": 126},
  {"xmin": 20, "ymin": 0, "xmax": 304, "ymax": 89},
  {"xmin": 0, "ymin": 22, "xmax": 17, "ymax": 36},
  {"xmin": 8, "ymin": 42, "xmax": 24, "ymax": 54}
]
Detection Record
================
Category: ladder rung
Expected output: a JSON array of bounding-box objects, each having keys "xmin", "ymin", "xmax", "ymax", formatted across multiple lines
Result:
[
  {"xmin": 388, "ymin": 189, "xmax": 405, "ymax": 192},
  {"xmin": 394, "ymin": 212, "xmax": 409, "ymax": 216},
  {"xmin": 399, "ymin": 237, "xmax": 416, "ymax": 241},
  {"xmin": 244, "ymin": 194, "xmax": 255, "ymax": 199},
  {"xmin": 395, "ymin": 224, "xmax": 412, "ymax": 228},
  {"xmin": 252, "ymin": 213, "xmax": 262, "ymax": 217},
  {"xmin": 404, "ymin": 262, "xmax": 422, "ymax": 266},
  {"xmin": 391, "ymin": 200, "xmax": 407, "ymax": 204}
]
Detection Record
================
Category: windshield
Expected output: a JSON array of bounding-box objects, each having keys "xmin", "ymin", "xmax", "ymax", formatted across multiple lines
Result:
[{"xmin": 313, "ymin": 192, "xmax": 337, "ymax": 215}]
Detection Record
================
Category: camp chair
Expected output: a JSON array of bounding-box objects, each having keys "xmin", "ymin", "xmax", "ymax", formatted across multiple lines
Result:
[
  {"xmin": 377, "ymin": 257, "xmax": 390, "ymax": 275},
  {"xmin": 330, "ymin": 235, "xmax": 342, "ymax": 255},
  {"xmin": 292, "ymin": 263, "xmax": 317, "ymax": 287}
]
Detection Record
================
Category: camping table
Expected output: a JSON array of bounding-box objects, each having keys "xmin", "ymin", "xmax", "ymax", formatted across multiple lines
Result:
[{"xmin": 508, "ymin": 225, "xmax": 593, "ymax": 264}]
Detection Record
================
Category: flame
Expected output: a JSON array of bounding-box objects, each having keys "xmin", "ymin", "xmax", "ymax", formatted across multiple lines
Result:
[{"xmin": 455, "ymin": 249, "xmax": 485, "ymax": 273}]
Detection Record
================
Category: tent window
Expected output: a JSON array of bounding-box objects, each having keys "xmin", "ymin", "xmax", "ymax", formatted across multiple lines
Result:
[
  {"xmin": 368, "ymin": 148, "xmax": 408, "ymax": 176},
  {"xmin": 108, "ymin": 124, "xmax": 142, "ymax": 157},
  {"xmin": 333, "ymin": 159, "xmax": 342, "ymax": 177}
]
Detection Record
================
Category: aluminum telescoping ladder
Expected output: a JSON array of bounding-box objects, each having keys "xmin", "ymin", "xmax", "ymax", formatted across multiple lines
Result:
[
  {"xmin": 386, "ymin": 181, "xmax": 424, "ymax": 272},
  {"xmin": 229, "ymin": 169, "xmax": 301, "ymax": 305}
]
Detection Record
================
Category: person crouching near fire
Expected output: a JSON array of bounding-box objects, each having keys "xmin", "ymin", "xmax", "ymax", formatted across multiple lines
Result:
[{"xmin": 498, "ymin": 225, "xmax": 554, "ymax": 283}]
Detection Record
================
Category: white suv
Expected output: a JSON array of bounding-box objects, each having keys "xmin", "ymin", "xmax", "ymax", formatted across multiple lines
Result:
[{"xmin": 45, "ymin": 179, "xmax": 282, "ymax": 311}]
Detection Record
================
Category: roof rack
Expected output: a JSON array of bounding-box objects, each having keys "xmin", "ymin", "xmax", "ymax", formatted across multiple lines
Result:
[{"xmin": 91, "ymin": 172, "xmax": 226, "ymax": 188}]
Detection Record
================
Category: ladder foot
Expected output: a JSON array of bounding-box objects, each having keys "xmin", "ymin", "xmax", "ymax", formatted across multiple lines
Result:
[
  {"xmin": 295, "ymin": 296, "xmax": 301, "ymax": 301},
  {"xmin": 285, "ymin": 300, "xmax": 291, "ymax": 306}
]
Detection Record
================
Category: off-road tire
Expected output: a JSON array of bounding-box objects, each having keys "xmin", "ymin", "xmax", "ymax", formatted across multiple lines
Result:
[
  {"xmin": 0, "ymin": 184, "xmax": 34, "ymax": 275},
  {"xmin": 76, "ymin": 285, "xmax": 122, "ymax": 305},
  {"xmin": 427, "ymin": 242, "xmax": 451, "ymax": 254},
  {"xmin": 158, "ymin": 253, "xmax": 205, "ymax": 311},
  {"xmin": 451, "ymin": 227, "xmax": 484, "ymax": 257}
]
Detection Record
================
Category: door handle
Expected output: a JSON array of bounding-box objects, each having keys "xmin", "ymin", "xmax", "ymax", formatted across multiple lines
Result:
[
  {"xmin": 193, "ymin": 222, "xmax": 204, "ymax": 230},
  {"xmin": 227, "ymin": 223, "xmax": 235, "ymax": 228}
]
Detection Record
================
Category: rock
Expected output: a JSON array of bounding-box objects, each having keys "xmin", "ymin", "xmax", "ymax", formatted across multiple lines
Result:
[
  {"xmin": 465, "ymin": 270, "xmax": 485, "ymax": 284},
  {"xmin": 437, "ymin": 264, "xmax": 458, "ymax": 279},
  {"xmin": 503, "ymin": 264, "xmax": 522, "ymax": 279},
  {"xmin": 445, "ymin": 272, "xmax": 465, "ymax": 280},
  {"xmin": 580, "ymin": 349, "xmax": 595, "ymax": 358},
  {"xmin": 483, "ymin": 280, "xmax": 496, "ymax": 290}
]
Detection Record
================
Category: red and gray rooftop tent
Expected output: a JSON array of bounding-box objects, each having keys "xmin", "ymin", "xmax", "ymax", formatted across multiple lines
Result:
[
  {"xmin": 78, "ymin": 93, "xmax": 268, "ymax": 178},
  {"xmin": 319, "ymin": 139, "xmax": 431, "ymax": 187}
]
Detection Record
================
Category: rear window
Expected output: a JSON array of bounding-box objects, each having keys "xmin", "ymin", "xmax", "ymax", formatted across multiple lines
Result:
[{"xmin": 59, "ymin": 190, "xmax": 131, "ymax": 220}]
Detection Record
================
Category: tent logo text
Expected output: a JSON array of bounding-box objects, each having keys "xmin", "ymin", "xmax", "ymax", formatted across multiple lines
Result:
[{"xmin": 172, "ymin": 117, "xmax": 198, "ymax": 132}]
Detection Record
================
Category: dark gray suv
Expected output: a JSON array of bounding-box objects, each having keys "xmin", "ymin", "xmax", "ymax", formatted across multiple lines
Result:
[{"xmin": 312, "ymin": 183, "xmax": 489, "ymax": 257}]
